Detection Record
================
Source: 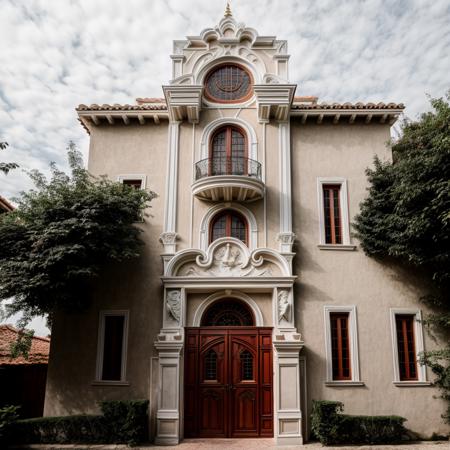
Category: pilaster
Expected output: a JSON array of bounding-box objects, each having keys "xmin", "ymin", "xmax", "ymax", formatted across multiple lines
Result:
[
  {"xmin": 273, "ymin": 338, "xmax": 304, "ymax": 446},
  {"xmin": 160, "ymin": 121, "xmax": 180, "ymax": 256},
  {"xmin": 277, "ymin": 121, "xmax": 296, "ymax": 257}
]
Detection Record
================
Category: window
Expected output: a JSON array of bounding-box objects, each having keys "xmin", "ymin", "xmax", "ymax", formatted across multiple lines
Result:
[
  {"xmin": 323, "ymin": 185, "xmax": 342, "ymax": 244},
  {"xmin": 317, "ymin": 178, "xmax": 354, "ymax": 249},
  {"xmin": 117, "ymin": 174, "xmax": 146, "ymax": 189},
  {"xmin": 210, "ymin": 126, "xmax": 246, "ymax": 176},
  {"xmin": 330, "ymin": 313, "xmax": 351, "ymax": 380},
  {"xmin": 204, "ymin": 350, "xmax": 217, "ymax": 380},
  {"xmin": 324, "ymin": 306, "xmax": 362, "ymax": 385},
  {"xmin": 123, "ymin": 179, "xmax": 143, "ymax": 189},
  {"xmin": 390, "ymin": 309, "xmax": 427, "ymax": 384},
  {"xmin": 204, "ymin": 64, "xmax": 252, "ymax": 103},
  {"xmin": 210, "ymin": 210, "xmax": 248, "ymax": 244},
  {"xmin": 396, "ymin": 315, "xmax": 417, "ymax": 380},
  {"xmin": 95, "ymin": 311, "xmax": 129, "ymax": 383},
  {"xmin": 201, "ymin": 299, "xmax": 254, "ymax": 326},
  {"xmin": 240, "ymin": 350, "xmax": 253, "ymax": 381}
]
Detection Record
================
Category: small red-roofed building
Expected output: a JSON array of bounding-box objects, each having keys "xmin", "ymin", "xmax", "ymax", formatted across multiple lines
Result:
[{"xmin": 0, "ymin": 325, "xmax": 50, "ymax": 418}]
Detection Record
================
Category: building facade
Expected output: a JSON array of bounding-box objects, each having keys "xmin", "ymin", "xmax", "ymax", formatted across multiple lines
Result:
[{"xmin": 44, "ymin": 8, "xmax": 448, "ymax": 445}]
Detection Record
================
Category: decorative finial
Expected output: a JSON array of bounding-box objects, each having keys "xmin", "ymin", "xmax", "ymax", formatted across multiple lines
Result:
[{"xmin": 224, "ymin": 2, "xmax": 232, "ymax": 17}]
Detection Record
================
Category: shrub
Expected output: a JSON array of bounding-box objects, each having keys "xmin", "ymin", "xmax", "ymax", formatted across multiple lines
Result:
[
  {"xmin": 0, "ymin": 405, "xmax": 20, "ymax": 445},
  {"xmin": 11, "ymin": 399, "xmax": 149, "ymax": 446},
  {"xmin": 311, "ymin": 400, "xmax": 407, "ymax": 445},
  {"xmin": 100, "ymin": 400, "xmax": 149, "ymax": 445},
  {"xmin": 311, "ymin": 400, "xmax": 343, "ymax": 445}
]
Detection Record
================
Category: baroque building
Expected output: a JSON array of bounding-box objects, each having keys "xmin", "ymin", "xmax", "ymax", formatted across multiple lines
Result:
[{"xmin": 44, "ymin": 6, "xmax": 448, "ymax": 445}]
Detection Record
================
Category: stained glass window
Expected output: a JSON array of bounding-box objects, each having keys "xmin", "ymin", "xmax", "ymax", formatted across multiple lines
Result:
[{"xmin": 205, "ymin": 64, "xmax": 252, "ymax": 103}]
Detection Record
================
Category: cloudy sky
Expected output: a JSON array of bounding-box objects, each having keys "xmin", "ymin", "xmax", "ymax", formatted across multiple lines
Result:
[{"xmin": 0, "ymin": 0, "xmax": 449, "ymax": 334}]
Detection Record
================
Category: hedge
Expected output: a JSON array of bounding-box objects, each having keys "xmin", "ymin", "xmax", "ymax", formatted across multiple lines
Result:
[
  {"xmin": 311, "ymin": 400, "xmax": 407, "ymax": 445},
  {"xmin": 9, "ymin": 399, "xmax": 148, "ymax": 446}
]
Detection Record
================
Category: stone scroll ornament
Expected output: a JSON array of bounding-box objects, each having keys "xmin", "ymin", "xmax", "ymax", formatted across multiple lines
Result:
[
  {"xmin": 166, "ymin": 290, "xmax": 181, "ymax": 323},
  {"xmin": 278, "ymin": 290, "xmax": 290, "ymax": 323}
]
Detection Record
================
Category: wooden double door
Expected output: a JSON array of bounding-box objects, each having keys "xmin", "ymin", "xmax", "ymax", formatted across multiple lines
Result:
[{"xmin": 184, "ymin": 327, "xmax": 273, "ymax": 438}]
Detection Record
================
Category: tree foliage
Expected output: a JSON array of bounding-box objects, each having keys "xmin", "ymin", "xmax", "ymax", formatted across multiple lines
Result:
[
  {"xmin": 353, "ymin": 92, "xmax": 450, "ymax": 422},
  {"xmin": 0, "ymin": 143, "xmax": 156, "ymax": 343},
  {"xmin": 0, "ymin": 142, "xmax": 19, "ymax": 175}
]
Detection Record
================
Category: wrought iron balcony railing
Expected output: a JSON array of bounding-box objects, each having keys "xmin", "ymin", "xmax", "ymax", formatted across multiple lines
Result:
[{"xmin": 194, "ymin": 157, "xmax": 262, "ymax": 181}]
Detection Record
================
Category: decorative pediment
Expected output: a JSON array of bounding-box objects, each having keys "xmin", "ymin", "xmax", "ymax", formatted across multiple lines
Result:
[{"xmin": 165, "ymin": 237, "xmax": 291, "ymax": 278}]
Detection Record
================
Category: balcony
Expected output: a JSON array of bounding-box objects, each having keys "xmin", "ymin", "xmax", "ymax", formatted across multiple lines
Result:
[{"xmin": 192, "ymin": 157, "xmax": 264, "ymax": 202}]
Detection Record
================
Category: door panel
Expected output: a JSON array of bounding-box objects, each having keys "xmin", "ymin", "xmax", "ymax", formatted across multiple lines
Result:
[{"xmin": 184, "ymin": 327, "xmax": 273, "ymax": 438}]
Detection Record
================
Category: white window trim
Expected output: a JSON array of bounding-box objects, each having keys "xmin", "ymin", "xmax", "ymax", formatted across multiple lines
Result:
[
  {"xmin": 389, "ymin": 308, "xmax": 429, "ymax": 386},
  {"xmin": 324, "ymin": 305, "xmax": 362, "ymax": 385},
  {"xmin": 94, "ymin": 310, "xmax": 129, "ymax": 385},
  {"xmin": 317, "ymin": 178, "xmax": 355, "ymax": 249},
  {"xmin": 117, "ymin": 174, "xmax": 147, "ymax": 189}
]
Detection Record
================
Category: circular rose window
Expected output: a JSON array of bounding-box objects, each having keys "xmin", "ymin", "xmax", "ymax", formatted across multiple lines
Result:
[{"xmin": 205, "ymin": 64, "xmax": 252, "ymax": 103}]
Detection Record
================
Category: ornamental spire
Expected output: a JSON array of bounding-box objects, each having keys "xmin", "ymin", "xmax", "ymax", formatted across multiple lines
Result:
[{"xmin": 224, "ymin": 2, "xmax": 232, "ymax": 18}]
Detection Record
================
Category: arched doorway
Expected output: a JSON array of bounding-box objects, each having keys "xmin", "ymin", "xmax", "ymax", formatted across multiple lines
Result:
[{"xmin": 184, "ymin": 298, "xmax": 273, "ymax": 438}]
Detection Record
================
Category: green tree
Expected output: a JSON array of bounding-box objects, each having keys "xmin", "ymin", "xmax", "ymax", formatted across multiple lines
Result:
[
  {"xmin": 0, "ymin": 142, "xmax": 19, "ymax": 175},
  {"xmin": 0, "ymin": 142, "xmax": 156, "ymax": 354},
  {"xmin": 353, "ymin": 92, "xmax": 450, "ymax": 422}
]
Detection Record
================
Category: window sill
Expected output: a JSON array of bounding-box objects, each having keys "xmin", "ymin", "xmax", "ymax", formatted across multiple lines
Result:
[
  {"xmin": 91, "ymin": 380, "xmax": 130, "ymax": 386},
  {"xmin": 393, "ymin": 381, "xmax": 431, "ymax": 387},
  {"xmin": 318, "ymin": 244, "xmax": 356, "ymax": 251},
  {"xmin": 325, "ymin": 381, "xmax": 365, "ymax": 387}
]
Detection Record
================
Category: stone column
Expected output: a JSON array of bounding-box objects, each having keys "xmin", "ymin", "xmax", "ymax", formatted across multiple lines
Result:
[
  {"xmin": 154, "ymin": 339, "xmax": 183, "ymax": 445},
  {"xmin": 273, "ymin": 339, "xmax": 304, "ymax": 445},
  {"xmin": 154, "ymin": 287, "xmax": 185, "ymax": 445}
]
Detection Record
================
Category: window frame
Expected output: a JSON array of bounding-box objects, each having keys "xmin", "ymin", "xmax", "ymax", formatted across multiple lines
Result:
[
  {"xmin": 117, "ymin": 174, "xmax": 146, "ymax": 189},
  {"xmin": 209, "ymin": 210, "xmax": 249, "ymax": 245},
  {"xmin": 209, "ymin": 125, "xmax": 248, "ymax": 176},
  {"xmin": 94, "ymin": 310, "xmax": 130, "ymax": 385},
  {"xmin": 317, "ymin": 178, "xmax": 355, "ymax": 250},
  {"xmin": 324, "ymin": 305, "xmax": 362, "ymax": 385},
  {"xmin": 204, "ymin": 63, "xmax": 253, "ymax": 104},
  {"xmin": 390, "ymin": 308, "xmax": 428, "ymax": 386}
]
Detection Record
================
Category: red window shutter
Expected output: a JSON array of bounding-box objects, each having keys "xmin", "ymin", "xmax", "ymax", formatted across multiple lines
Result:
[
  {"xmin": 323, "ymin": 185, "xmax": 342, "ymax": 244},
  {"xmin": 330, "ymin": 313, "xmax": 351, "ymax": 380},
  {"xmin": 396, "ymin": 315, "xmax": 418, "ymax": 381}
]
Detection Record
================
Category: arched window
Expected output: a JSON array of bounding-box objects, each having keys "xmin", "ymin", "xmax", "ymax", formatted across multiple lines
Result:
[
  {"xmin": 204, "ymin": 64, "xmax": 252, "ymax": 103},
  {"xmin": 210, "ymin": 126, "xmax": 246, "ymax": 176},
  {"xmin": 210, "ymin": 210, "xmax": 248, "ymax": 244},
  {"xmin": 201, "ymin": 298, "xmax": 254, "ymax": 326}
]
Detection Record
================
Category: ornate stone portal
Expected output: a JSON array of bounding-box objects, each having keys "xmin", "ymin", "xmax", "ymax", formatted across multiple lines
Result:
[{"xmin": 154, "ymin": 238, "xmax": 304, "ymax": 445}]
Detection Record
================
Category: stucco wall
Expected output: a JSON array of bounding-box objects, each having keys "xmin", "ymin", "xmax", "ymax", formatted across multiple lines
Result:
[
  {"xmin": 45, "ymin": 123, "xmax": 168, "ymax": 421},
  {"xmin": 291, "ymin": 122, "xmax": 448, "ymax": 436}
]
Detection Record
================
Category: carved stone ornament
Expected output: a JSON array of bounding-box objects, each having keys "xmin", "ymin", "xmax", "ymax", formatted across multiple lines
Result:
[
  {"xmin": 276, "ymin": 232, "xmax": 296, "ymax": 245},
  {"xmin": 160, "ymin": 232, "xmax": 178, "ymax": 245},
  {"xmin": 166, "ymin": 290, "xmax": 181, "ymax": 323},
  {"xmin": 278, "ymin": 290, "xmax": 290, "ymax": 323},
  {"xmin": 165, "ymin": 237, "xmax": 291, "ymax": 278}
]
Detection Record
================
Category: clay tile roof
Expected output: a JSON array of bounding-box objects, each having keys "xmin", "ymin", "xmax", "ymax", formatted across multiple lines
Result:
[
  {"xmin": 0, "ymin": 325, "xmax": 50, "ymax": 365},
  {"xmin": 291, "ymin": 101, "xmax": 404, "ymax": 110},
  {"xmin": 76, "ymin": 102, "xmax": 167, "ymax": 111},
  {"xmin": 136, "ymin": 97, "xmax": 166, "ymax": 105},
  {"xmin": 0, "ymin": 195, "xmax": 14, "ymax": 212}
]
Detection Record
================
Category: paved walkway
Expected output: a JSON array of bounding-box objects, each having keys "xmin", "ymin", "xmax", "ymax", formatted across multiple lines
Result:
[{"xmin": 16, "ymin": 439, "xmax": 450, "ymax": 449}]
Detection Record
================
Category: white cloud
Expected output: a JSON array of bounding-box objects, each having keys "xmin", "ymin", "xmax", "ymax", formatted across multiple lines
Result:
[{"xmin": 0, "ymin": 0, "xmax": 448, "ymax": 203}]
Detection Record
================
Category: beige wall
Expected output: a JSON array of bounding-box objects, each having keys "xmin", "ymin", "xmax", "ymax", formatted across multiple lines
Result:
[
  {"xmin": 44, "ymin": 117, "xmax": 449, "ymax": 438},
  {"xmin": 45, "ymin": 123, "xmax": 168, "ymax": 425},
  {"xmin": 291, "ymin": 122, "xmax": 448, "ymax": 436}
]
